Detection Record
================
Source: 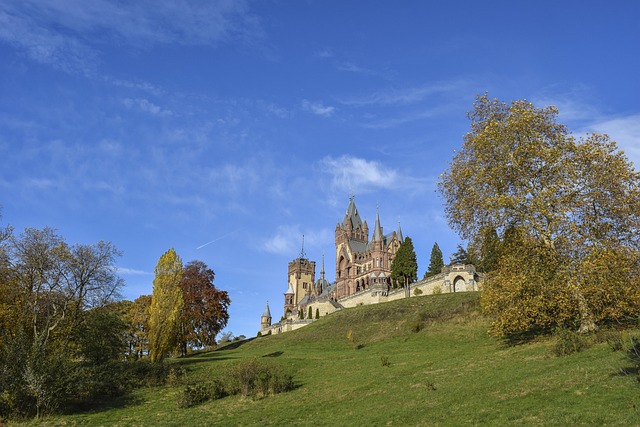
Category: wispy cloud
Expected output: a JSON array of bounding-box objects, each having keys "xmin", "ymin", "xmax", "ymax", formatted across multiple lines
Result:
[
  {"xmin": 261, "ymin": 225, "xmax": 332, "ymax": 256},
  {"xmin": 117, "ymin": 267, "xmax": 153, "ymax": 276},
  {"xmin": 319, "ymin": 155, "xmax": 429, "ymax": 194},
  {"xmin": 532, "ymin": 91, "xmax": 640, "ymax": 168},
  {"xmin": 339, "ymin": 80, "xmax": 469, "ymax": 107},
  {"xmin": 360, "ymin": 107, "xmax": 445, "ymax": 129},
  {"xmin": 0, "ymin": 0, "xmax": 263, "ymax": 74},
  {"xmin": 583, "ymin": 115, "xmax": 640, "ymax": 168},
  {"xmin": 123, "ymin": 98, "xmax": 172, "ymax": 116},
  {"xmin": 315, "ymin": 48, "xmax": 333, "ymax": 59},
  {"xmin": 302, "ymin": 99, "xmax": 335, "ymax": 117}
]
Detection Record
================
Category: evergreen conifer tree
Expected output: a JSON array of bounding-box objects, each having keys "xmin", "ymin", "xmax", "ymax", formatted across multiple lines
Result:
[
  {"xmin": 390, "ymin": 237, "xmax": 418, "ymax": 288},
  {"xmin": 424, "ymin": 242, "xmax": 444, "ymax": 279}
]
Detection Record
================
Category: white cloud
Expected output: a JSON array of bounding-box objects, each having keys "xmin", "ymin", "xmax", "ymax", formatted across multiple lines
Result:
[
  {"xmin": 319, "ymin": 155, "xmax": 431, "ymax": 193},
  {"xmin": 319, "ymin": 155, "xmax": 401, "ymax": 194},
  {"xmin": 123, "ymin": 98, "xmax": 172, "ymax": 116},
  {"xmin": 302, "ymin": 99, "xmax": 335, "ymax": 117},
  {"xmin": 117, "ymin": 267, "xmax": 153, "ymax": 276},
  {"xmin": 582, "ymin": 114, "xmax": 640, "ymax": 169}
]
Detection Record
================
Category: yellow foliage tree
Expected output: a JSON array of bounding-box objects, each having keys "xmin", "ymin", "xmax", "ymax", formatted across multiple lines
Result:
[
  {"xmin": 439, "ymin": 94, "xmax": 640, "ymax": 336},
  {"xmin": 148, "ymin": 248, "xmax": 183, "ymax": 362}
]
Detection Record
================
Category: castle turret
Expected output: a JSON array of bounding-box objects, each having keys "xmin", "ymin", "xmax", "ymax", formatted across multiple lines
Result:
[{"xmin": 261, "ymin": 302, "xmax": 272, "ymax": 330}]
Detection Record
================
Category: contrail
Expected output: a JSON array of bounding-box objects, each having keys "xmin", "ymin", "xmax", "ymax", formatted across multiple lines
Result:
[{"xmin": 196, "ymin": 230, "xmax": 238, "ymax": 250}]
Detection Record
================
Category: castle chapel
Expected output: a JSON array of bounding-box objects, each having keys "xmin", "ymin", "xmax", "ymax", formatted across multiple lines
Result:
[{"xmin": 281, "ymin": 196, "xmax": 404, "ymax": 318}]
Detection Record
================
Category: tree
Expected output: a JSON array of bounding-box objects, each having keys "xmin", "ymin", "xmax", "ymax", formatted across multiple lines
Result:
[
  {"xmin": 177, "ymin": 261, "xmax": 230, "ymax": 356},
  {"xmin": 439, "ymin": 94, "xmax": 640, "ymax": 335},
  {"xmin": 77, "ymin": 305, "xmax": 128, "ymax": 365},
  {"xmin": 315, "ymin": 308, "xmax": 320, "ymax": 319},
  {"xmin": 390, "ymin": 237, "xmax": 418, "ymax": 288},
  {"xmin": 308, "ymin": 306, "xmax": 313, "ymax": 320},
  {"xmin": 449, "ymin": 244, "xmax": 473, "ymax": 265},
  {"xmin": 123, "ymin": 295, "xmax": 151, "ymax": 360},
  {"xmin": 148, "ymin": 248, "xmax": 183, "ymax": 362},
  {"xmin": 0, "ymin": 226, "xmax": 123, "ymax": 417},
  {"xmin": 423, "ymin": 243, "xmax": 444, "ymax": 279}
]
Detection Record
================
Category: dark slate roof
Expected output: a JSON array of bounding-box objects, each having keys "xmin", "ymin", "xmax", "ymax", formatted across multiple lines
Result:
[
  {"xmin": 373, "ymin": 210, "xmax": 383, "ymax": 241},
  {"xmin": 348, "ymin": 239, "xmax": 369, "ymax": 254},
  {"xmin": 342, "ymin": 197, "xmax": 363, "ymax": 230},
  {"xmin": 262, "ymin": 303, "xmax": 271, "ymax": 318}
]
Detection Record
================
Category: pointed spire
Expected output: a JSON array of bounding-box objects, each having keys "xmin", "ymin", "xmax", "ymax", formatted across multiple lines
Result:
[
  {"xmin": 373, "ymin": 205, "xmax": 383, "ymax": 241},
  {"xmin": 262, "ymin": 301, "xmax": 271, "ymax": 318},
  {"xmin": 342, "ymin": 195, "xmax": 363, "ymax": 230},
  {"xmin": 299, "ymin": 234, "xmax": 306, "ymax": 259},
  {"xmin": 397, "ymin": 217, "xmax": 404, "ymax": 242},
  {"xmin": 321, "ymin": 250, "xmax": 325, "ymax": 282}
]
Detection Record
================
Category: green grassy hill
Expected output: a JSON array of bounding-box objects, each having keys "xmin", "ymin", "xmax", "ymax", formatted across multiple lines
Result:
[{"xmin": 37, "ymin": 293, "xmax": 640, "ymax": 426}]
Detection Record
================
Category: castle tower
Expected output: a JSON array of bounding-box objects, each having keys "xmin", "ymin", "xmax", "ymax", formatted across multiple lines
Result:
[
  {"xmin": 261, "ymin": 302, "xmax": 272, "ymax": 330},
  {"xmin": 286, "ymin": 237, "xmax": 316, "ymax": 313}
]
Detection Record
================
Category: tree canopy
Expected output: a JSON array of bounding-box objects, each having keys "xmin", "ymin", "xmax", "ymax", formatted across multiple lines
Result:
[
  {"xmin": 178, "ymin": 260, "xmax": 230, "ymax": 356},
  {"xmin": 439, "ymin": 94, "xmax": 640, "ymax": 336}
]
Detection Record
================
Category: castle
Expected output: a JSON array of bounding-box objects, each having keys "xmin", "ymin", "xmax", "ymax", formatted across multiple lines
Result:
[{"xmin": 260, "ymin": 197, "xmax": 480, "ymax": 335}]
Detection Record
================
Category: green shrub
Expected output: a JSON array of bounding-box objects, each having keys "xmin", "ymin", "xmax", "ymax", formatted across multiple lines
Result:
[
  {"xmin": 166, "ymin": 366, "xmax": 186, "ymax": 386},
  {"xmin": 177, "ymin": 384, "xmax": 211, "ymax": 409},
  {"xmin": 432, "ymin": 286, "xmax": 442, "ymax": 295},
  {"xmin": 224, "ymin": 358, "xmax": 294, "ymax": 399},
  {"xmin": 413, "ymin": 288, "xmax": 423, "ymax": 296},
  {"xmin": 553, "ymin": 327, "xmax": 590, "ymax": 356},
  {"xmin": 603, "ymin": 330, "xmax": 625, "ymax": 352}
]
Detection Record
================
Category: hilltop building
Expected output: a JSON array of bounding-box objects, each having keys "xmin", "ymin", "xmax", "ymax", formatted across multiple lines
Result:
[{"xmin": 260, "ymin": 196, "xmax": 480, "ymax": 335}]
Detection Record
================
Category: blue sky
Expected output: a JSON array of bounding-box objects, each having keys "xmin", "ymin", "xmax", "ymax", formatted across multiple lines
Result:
[{"xmin": 1, "ymin": 1, "xmax": 639, "ymax": 338}]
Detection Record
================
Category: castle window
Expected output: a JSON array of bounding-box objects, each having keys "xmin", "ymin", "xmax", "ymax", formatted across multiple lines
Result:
[{"xmin": 303, "ymin": 282, "xmax": 307, "ymax": 289}]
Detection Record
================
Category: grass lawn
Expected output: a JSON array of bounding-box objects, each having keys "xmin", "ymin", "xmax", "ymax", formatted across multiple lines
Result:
[{"xmin": 26, "ymin": 293, "xmax": 640, "ymax": 426}]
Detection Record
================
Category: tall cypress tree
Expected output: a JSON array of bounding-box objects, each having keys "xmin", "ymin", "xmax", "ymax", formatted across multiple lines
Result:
[
  {"xmin": 148, "ymin": 248, "xmax": 184, "ymax": 362},
  {"xmin": 390, "ymin": 237, "xmax": 418, "ymax": 288},
  {"xmin": 424, "ymin": 242, "xmax": 444, "ymax": 279}
]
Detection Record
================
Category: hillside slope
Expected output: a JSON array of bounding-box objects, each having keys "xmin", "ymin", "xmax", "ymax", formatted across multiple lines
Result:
[{"xmin": 39, "ymin": 293, "xmax": 640, "ymax": 426}]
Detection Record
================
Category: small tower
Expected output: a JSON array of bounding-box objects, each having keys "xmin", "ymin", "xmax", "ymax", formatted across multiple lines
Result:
[
  {"xmin": 287, "ymin": 236, "xmax": 316, "ymax": 307},
  {"xmin": 261, "ymin": 302, "xmax": 272, "ymax": 330}
]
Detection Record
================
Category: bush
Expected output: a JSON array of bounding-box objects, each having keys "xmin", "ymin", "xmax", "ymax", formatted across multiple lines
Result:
[
  {"xmin": 602, "ymin": 330, "xmax": 625, "ymax": 352},
  {"xmin": 224, "ymin": 358, "xmax": 294, "ymax": 399},
  {"xmin": 177, "ymin": 384, "xmax": 211, "ymax": 409},
  {"xmin": 432, "ymin": 286, "xmax": 442, "ymax": 295},
  {"xmin": 553, "ymin": 327, "xmax": 590, "ymax": 356},
  {"xmin": 413, "ymin": 288, "xmax": 423, "ymax": 296}
]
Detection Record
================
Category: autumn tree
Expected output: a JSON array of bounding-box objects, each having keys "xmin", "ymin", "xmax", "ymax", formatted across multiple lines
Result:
[
  {"xmin": 424, "ymin": 242, "xmax": 444, "ymax": 279},
  {"xmin": 390, "ymin": 237, "xmax": 418, "ymax": 288},
  {"xmin": 0, "ymin": 226, "xmax": 123, "ymax": 417},
  {"xmin": 148, "ymin": 248, "xmax": 183, "ymax": 362},
  {"xmin": 124, "ymin": 295, "xmax": 152, "ymax": 359},
  {"xmin": 177, "ymin": 260, "xmax": 230, "ymax": 356},
  {"xmin": 439, "ymin": 94, "xmax": 640, "ymax": 336}
]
